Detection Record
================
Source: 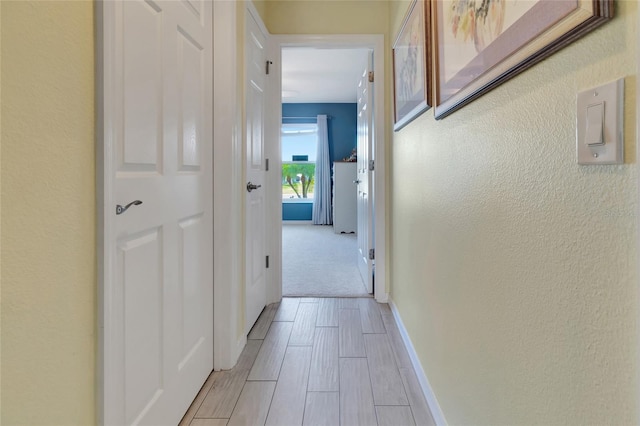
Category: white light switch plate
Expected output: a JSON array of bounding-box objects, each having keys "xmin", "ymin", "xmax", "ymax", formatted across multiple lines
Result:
[{"xmin": 576, "ymin": 78, "xmax": 624, "ymax": 165}]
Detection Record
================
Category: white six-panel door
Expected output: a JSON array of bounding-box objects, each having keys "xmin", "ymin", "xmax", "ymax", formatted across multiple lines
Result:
[
  {"xmin": 100, "ymin": 0, "xmax": 213, "ymax": 424},
  {"xmin": 356, "ymin": 53, "xmax": 374, "ymax": 294},
  {"xmin": 245, "ymin": 10, "xmax": 268, "ymax": 332}
]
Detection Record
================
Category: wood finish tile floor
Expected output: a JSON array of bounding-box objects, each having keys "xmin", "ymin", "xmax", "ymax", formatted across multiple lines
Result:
[{"xmin": 180, "ymin": 297, "xmax": 436, "ymax": 426}]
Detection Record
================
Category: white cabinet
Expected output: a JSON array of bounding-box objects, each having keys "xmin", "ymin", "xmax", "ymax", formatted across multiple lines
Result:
[{"xmin": 332, "ymin": 162, "xmax": 357, "ymax": 233}]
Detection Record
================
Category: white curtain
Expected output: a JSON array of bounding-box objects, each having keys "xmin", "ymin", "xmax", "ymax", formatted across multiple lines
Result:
[{"xmin": 313, "ymin": 115, "xmax": 332, "ymax": 225}]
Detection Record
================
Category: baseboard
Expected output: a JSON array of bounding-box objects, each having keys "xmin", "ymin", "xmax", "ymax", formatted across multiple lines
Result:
[
  {"xmin": 282, "ymin": 220, "xmax": 313, "ymax": 225},
  {"xmin": 389, "ymin": 298, "xmax": 448, "ymax": 426}
]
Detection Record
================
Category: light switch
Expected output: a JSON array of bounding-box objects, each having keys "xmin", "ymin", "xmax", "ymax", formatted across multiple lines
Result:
[
  {"xmin": 585, "ymin": 102, "xmax": 604, "ymax": 146},
  {"xmin": 577, "ymin": 78, "xmax": 624, "ymax": 164}
]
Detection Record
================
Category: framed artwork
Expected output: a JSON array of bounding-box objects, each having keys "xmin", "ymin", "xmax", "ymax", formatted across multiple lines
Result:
[
  {"xmin": 393, "ymin": 0, "xmax": 432, "ymax": 131},
  {"xmin": 434, "ymin": 0, "xmax": 614, "ymax": 119}
]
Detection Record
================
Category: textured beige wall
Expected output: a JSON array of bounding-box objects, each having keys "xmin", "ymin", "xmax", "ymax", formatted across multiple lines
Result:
[
  {"xmin": 252, "ymin": 0, "xmax": 268, "ymax": 24},
  {"xmin": 265, "ymin": 0, "xmax": 388, "ymax": 35},
  {"xmin": 1, "ymin": 2, "xmax": 96, "ymax": 424},
  {"xmin": 390, "ymin": 1, "xmax": 637, "ymax": 424},
  {"xmin": 0, "ymin": 0, "xmax": 3, "ymax": 414}
]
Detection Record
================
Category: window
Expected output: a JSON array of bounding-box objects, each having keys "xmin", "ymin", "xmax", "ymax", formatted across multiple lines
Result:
[{"xmin": 281, "ymin": 123, "xmax": 317, "ymax": 200}]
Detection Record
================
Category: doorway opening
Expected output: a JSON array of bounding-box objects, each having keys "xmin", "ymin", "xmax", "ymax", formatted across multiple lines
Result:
[
  {"xmin": 268, "ymin": 36, "xmax": 387, "ymax": 302},
  {"xmin": 280, "ymin": 47, "xmax": 370, "ymax": 297}
]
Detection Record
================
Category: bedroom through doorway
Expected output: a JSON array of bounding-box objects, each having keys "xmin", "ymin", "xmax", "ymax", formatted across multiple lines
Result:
[{"xmin": 279, "ymin": 46, "xmax": 370, "ymax": 297}]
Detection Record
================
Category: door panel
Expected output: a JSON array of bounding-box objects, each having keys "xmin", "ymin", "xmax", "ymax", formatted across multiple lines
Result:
[
  {"xmin": 103, "ymin": 0, "xmax": 213, "ymax": 424},
  {"xmin": 356, "ymin": 52, "xmax": 374, "ymax": 293},
  {"xmin": 183, "ymin": 0, "xmax": 202, "ymax": 21},
  {"xmin": 119, "ymin": 228, "xmax": 163, "ymax": 424},
  {"xmin": 122, "ymin": 0, "xmax": 162, "ymax": 171},
  {"xmin": 249, "ymin": 81, "xmax": 264, "ymax": 168},
  {"xmin": 179, "ymin": 214, "xmax": 205, "ymax": 360},
  {"xmin": 178, "ymin": 30, "xmax": 203, "ymax": 170},
  {"xmin": 245, "ymin": 11, "xmax": 268, "ymax": 332}
]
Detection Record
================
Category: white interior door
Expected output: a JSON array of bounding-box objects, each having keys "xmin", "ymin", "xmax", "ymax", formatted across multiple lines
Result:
[
  {"xmin": 356, "ymin": 52, "xmax": 374, "ymax": 294},
  {"xmin": 245, "ymin": 10, "xmax": 268, "ymax": 332},
  {"xmin": 101, "ymin": 1, "xmax": 213, "ymax": 424}
]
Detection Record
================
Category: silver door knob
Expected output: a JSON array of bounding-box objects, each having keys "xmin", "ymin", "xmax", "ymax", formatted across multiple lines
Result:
[
  {"xmin": 116, "ymin": 200, "xmax": 142, "ymax": 215},
  {"xmin": 246, "ymin": 182, "xmax": 262, "ymax": 192}
]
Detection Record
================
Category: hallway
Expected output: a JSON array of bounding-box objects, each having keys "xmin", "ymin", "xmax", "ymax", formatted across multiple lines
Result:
[{"xmin": 180, "ymin": 297, "xmax": 436, "ymax": 426}]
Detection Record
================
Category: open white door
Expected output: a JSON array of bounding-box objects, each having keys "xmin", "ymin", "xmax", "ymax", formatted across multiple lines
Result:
[
  {"xmin": 356, "ymin": 52, "xmax": 374, "ymax": 294},
  {"xmin": 245, "ymin": 9, "xmax": 269, "ymax": 332},
  {"xmin": 99, "ymin": 1, "xmax": 213, "ymax": 424}
]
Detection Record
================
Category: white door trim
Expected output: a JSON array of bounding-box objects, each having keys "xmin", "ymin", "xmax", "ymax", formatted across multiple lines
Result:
[
  {"xmin": 268, "ymin": 34, "xmax": 388, "ymax": 303},
  {"xmin": 95, "ymin": 3, "xmax": 115, "ymax": 421},
  {"xmin": 212, "ymin": 0, "xmax": 244, "ymax": 370},
  {"xmin": 636, "ymin": 4, "xmax": 640, "ymax": 425}
]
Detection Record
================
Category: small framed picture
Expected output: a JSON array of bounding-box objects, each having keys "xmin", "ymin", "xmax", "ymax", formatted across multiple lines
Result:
[{"xmin": 393, "ymin": 0, "xmax": 432, "ymax": 131}]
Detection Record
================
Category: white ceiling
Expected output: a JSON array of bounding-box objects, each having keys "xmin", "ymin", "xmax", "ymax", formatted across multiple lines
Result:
[{"xmin": 281, "ymin": 47, "xmax": 370, "ymax": 104}]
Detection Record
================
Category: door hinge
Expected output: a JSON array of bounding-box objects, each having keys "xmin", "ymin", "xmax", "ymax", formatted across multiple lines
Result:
[
  {"xmin": 266, "ymin": 60, "xmax": 273, "ymax": 75},
  {"xmin": 368, "ymin": 160, "xmax": 375, "ymax": 171},
  {"xmin": 265, "ymin": 158, "xmax": 269, "ymax": 171},
  {"xmin": 369, "ymin": 248, "xmax": 375, "ymax": 260},
  {"xmin": 368, "ymin": 71, "xmax": 374, "ymax": 83},
  {"xmin": 266, "ymin": 255, "xmax": 270, "ymax": 268}
]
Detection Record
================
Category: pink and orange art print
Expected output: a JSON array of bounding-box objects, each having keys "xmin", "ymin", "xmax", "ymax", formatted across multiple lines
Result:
[{"xmin": 434, "ymin": 0, "xmax": 614, "ymax": 119}]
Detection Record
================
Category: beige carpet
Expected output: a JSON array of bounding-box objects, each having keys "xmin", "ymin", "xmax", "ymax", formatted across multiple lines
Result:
[{"xmin": 282, "ymin": 224, "xmax": 369, "ymax": 297}]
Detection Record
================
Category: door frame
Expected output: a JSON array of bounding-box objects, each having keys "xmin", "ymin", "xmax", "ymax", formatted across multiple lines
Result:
[
  {"xmin": 95, "ymin": 3, "xmax": 116, "ymax": 421},
  {"xmin": 636, "ymin": 4, "xmax": 640, "ymax": 425},
  {"xmin": 268, "ymin": 34, "xmax": 388, "ymax": 303},
  {"xmin": 212, "ymin": 0, "xmax": 244, "ymax": 370}
]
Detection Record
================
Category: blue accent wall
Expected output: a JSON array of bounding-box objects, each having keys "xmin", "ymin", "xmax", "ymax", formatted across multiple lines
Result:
[
  {"xmin": 282, "ymin": 202, "xmax": 313, "ymax": 221},
  {"xmin": 282, "ymin": 103, "xmax": 357, "ymax": 164},
  {"xmin": 282, "ymin": 103, "xmax": 357, "ymax": 221}
]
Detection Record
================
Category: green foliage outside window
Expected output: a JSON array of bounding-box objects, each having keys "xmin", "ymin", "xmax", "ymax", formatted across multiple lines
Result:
[{"xmin": 282, "ymin": 163, "xmax": 315, "ymax": 198}]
